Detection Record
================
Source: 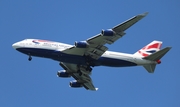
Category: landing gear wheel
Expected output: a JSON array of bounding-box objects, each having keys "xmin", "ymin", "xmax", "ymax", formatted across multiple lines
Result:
[{"xmin": 28, "ymin": 56, "xmax": 32, "ymax": 61}]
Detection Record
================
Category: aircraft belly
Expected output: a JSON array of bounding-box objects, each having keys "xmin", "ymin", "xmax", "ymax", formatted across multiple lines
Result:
[
  {"xmin": 96, "ymin": 57, "xmax": 137, "ymax": 67},
  {"xmin": 16, "ymin": 48, "xmax": 87, "ymax": 64},
  {"xmin": 16, "ymin": 47, "xmax": 137, "ymax": 67}
]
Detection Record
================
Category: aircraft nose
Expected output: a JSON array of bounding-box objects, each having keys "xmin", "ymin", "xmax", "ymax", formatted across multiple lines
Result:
[{"xmin": 12, "ymin": 42, "xmax": 19, "ymax": 49}]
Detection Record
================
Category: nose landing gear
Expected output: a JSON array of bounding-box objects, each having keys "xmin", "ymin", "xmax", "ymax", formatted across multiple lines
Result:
[{"xmin": 28, "ymin": 55, "xmax": 32, "ymax": 61}]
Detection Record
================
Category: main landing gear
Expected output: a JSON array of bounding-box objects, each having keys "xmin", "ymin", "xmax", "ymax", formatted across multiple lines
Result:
[
  {"xmin": 77, "ymin": 70, "xmax": 82, "ymax": 76},
  {"xmin": 77, "ymin": 65, "xmax": 92, "ymax": 76},
  {"xmin": 28, "ymin": 55, "xmax": 32, "ymax": 61}
]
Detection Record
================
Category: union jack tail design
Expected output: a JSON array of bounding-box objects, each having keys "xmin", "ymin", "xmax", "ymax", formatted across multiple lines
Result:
[{"xmin": 134, "ymin": 40, "xmax": 162, "ymax": 57}]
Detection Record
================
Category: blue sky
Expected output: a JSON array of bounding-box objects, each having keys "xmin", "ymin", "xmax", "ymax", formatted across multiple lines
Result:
[{"xmin": 1, "ymin": 0, "xmax": 179, "ymax": 107}]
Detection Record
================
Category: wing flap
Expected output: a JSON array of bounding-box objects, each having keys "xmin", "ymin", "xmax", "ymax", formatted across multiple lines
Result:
[
  {"xmin": 85, "ymin": 46, "xmax": 108, "ymax": 60},
  {"xmin": 62, "ymin": 46, "xmax": 86, "ymax": 56}
]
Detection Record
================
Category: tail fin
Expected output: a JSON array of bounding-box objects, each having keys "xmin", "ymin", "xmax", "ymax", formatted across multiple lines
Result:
[
  {"xmin": 134, "ymin": 41, "xmax": 171, "ymax": 73},
  {"xmin": 143, "ymin": 47, "xmax": 172, "ymax": 73},
  {"xmin": 134, "ymin": 40, "xmax": 162, "ymax": 57}
]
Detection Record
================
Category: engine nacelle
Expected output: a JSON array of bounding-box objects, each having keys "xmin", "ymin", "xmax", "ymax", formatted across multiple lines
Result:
[
  {"xmin": 57, "ymin": 70, "xmax": 71, "ymax": 78},
  {"xmin": 101, "ymin": 29, "xmax": 115, "ymax": 36},
  {"xmin": 75, "ymin": 41, "xmax": 89, "ymax": 48},
  {"xmin": 69, "ymin": 81, "xmax": 83, "ymax": 88}
]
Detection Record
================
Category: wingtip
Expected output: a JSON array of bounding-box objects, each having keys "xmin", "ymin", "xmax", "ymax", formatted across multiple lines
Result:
[
  {"xmin": 140, "ymin": 12, "xmax": 149, "ymax": 17},
  {"xmin": 92, "ymin": 88, "xmax": 98, "ymax": 91}
]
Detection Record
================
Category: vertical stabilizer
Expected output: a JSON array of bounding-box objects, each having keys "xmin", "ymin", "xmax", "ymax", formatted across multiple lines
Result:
[{"xmin": 134, "ymin": 40, "xmax": 162, "ymax": 57}]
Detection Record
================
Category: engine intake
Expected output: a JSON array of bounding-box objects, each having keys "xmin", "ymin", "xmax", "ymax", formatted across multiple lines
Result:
[
  {"xmin": 57, "ymin": 70, "xmax": 71, "ymax": 78},
  {"xmin": 75, "ymin": 41, "xmax": 89, "ymax": 48},
  {"xmin": 101, "ymin": 29, "xmax": 115, "ymax": 36},
  {"xmin": 69, "ymin": 81, "xmax": 82, "ymax": 88}
]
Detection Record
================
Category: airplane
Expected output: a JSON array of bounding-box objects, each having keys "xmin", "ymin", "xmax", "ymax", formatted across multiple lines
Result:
[{"xmin": 12, "ymin": 12, "xmax": 171, "ymax": 91}]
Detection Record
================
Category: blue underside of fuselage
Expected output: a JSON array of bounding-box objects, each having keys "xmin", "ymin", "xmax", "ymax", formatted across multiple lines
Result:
[{"xmin": 16, "ymin": 48, "xmax": 137, "ymax": 67}]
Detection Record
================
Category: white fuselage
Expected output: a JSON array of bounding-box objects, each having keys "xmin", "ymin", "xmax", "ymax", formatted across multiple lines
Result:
[{"xmin": 12, "ymin": 39, "xmax": 156, "ymax": 67}]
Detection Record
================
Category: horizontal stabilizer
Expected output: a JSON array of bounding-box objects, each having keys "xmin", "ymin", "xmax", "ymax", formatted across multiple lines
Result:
[
  {"xmin": 143, "ymin": 64, "xmax": 156, "ymax": 73},
  {"xmin": 143, "ymin": 47, "xmax": 172, "ymax": 61}
]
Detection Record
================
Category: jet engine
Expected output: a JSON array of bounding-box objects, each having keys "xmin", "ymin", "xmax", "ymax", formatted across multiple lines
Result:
[
  {"xmin": 57, "ymin": 70, "xmax": 71, "ymax": 78},
  {"xmin": 101, "ymin": 29, "xmax": 115, "ymax": 36},
  {"xmin": 69, "ymin": 81, "xmax": 82, "ymax": 88},
  {"xmin": 75, "ymin": 41, "xmax": 89, "ymax": 48}
]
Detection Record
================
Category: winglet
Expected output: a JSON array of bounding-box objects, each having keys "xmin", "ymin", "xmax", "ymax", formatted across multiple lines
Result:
[{"xmin": 95, "ymin": 88, "xmax": 99, "ymax": 91}]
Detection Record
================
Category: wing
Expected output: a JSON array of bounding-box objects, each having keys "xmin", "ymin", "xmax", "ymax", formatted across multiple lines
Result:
[
  {"xmin": 60, "ymin": 62, "xmax": 98, "ymax": 91},
  {"xmin": 59, "ymin": 12, "xmax": 148, "ymax": 90},
  {"xmin": 62, "ymin": 12, "xmax": 148, "ymax": 59}
]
